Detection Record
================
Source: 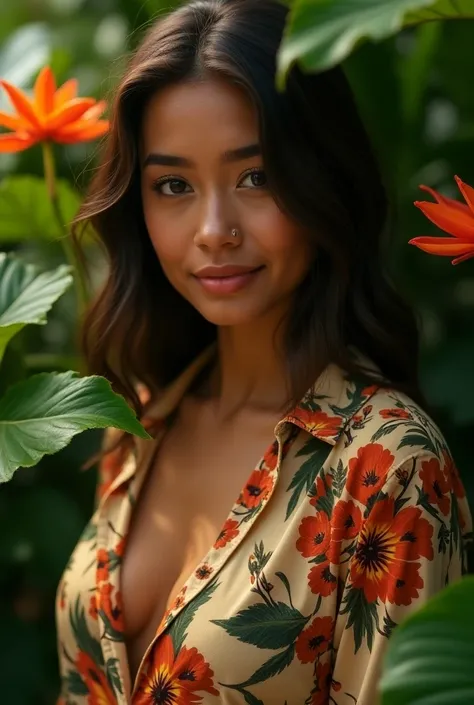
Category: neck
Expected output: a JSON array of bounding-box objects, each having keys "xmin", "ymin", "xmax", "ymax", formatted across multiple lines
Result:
[{"xmin": 203, "ymin": 309, "xmax": 291, "ymax": 421}]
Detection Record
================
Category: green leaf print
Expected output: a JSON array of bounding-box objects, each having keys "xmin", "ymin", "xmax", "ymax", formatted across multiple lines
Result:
[
  {"xmin": 398, "ymin": 431, "xmax": 437, "ymax": 454},
  {"xmin": 169, "ymin": 578, "xmax": 219, "ymax": 654},
  {"xmin": 285, "ymin": 439, "xmax": 330, "ymax": 520},
  {"xmin": 65, "ymin": 670, "xmax": 89, "ymax": 696},
  {"xmin": 212, "ymin": 601, "xmax": 310, "ymax": 649},
  {"xmin": 70, "ymin": 597, "xmax": 104, "ymax": 666},
  {"xmin": 106, "ymin": 658, "xmax": 123, "ymax": 695},
  {"xmin": 331, "ymin": 459, "xmax": 346, "ymax": 498},
  {"xmin": 240, "ymin": 644, "xmax": 295, "ymax": 687},
  {"xmin": 330, "ymin": 377, "xmax": 373, "ymax": 418},
  {"xmin": 340, "ymin": 587, "xmax": 378, "ymax": 652}
]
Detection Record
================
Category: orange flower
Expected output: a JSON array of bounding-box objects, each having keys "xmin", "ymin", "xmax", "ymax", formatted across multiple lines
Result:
[
  {"xmin": 239, "ymin": 468, "xmax": 274, "ymax": 509},
  {"xmin": 346, "ymin": 443, "xmax": 394, "ymax": 506},
  {"xmin": 295, "ymin": 616, "xmax": 334, "ymax": 664},
  {"xmin": 214, "ymin": 518, "xmax": 239, "ymax": 549},
  {"xmin": 409, "ymin": 176, "xmax": 474, "ymax": 265},
  {"xmin": 350, "ymin": 497, "xmax": 434, "ymax": 605},
  {"xmin": 0, "ymin": 66, "xmax": 108, "ymax": 152},
  {"xmin": 296, "ymin": 512, "xmax": 331, "ymax": 558},
  {"xmin": 75, "ymin": 651, "xmax": 116, "ymax": 704}
]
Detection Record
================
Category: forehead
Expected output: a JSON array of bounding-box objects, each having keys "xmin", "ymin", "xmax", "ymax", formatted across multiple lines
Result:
[{"xmin": 140, "ymin": 78, "xmax": 259, "ymax": 155}]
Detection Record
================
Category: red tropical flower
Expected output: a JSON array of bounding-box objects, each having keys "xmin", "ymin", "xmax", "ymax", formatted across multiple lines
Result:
[
  {"xmin": 134, "ymin": 635, "xmax": 219, "ymax": 704},
  {"xmin": 75, "ymin": 651, "xmax": 116, "ymax": 704},
  {"xmin": 331, "ymin": 500, "xmax": 362, "ymax": 545},
  {"xmin": 350, "ymin": 497, "xmax": 434, "ymax": 605},
  {"xmin": 409, "ymin": 176, "xmax": 474, "ymax": 265},
  {"xmin": 442, "ymin": 450, "xmax": 466, "ymax": 501},
  {"xmin": 308, "ymin": 562, "xmax": 337, "ymax": 596},
  {"xmin": 263, "ymin": 440, "xmax": 279, "ymax": 471},
  {"xmin": 380, "ymin": 408, "xmax": 411, "ymax": 420},
  {"xmin": 291, "ymin": 408, "xmax": 343, "ymax": 439},
  {"xmin": 419, "ymin": 456, "xmax": 451, "ymax": 515},
  {"xmin": 310, "ymin": 661, "xmax": 332, "ymax": 705},
  {"xmin": 295, "ymin": 616, "xmax": 334, "ymax": 664},
  {"xmin": 346, "ymin": 443, "xmax": 394, "ymax": 505},
  {"xmin": 214, "ymin": 518, "xmax": 239, "ymax": 549},
  {"xmin": 239, "ymin": 469, "xmax": 274, "ymax": 509},
  {"xmin": 296, "ymin": 512, "xmax": 331, "ymax": 558},
  {"xmin": 88, "ymin": 594, "xmax": 98, "ymax": 621},
  {"xmin": 0, "ymin": 66, "xmax": 108, "ymax": 152}
]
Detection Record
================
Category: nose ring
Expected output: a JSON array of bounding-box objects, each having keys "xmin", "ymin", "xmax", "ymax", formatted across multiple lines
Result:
[{"xmin": 231, "ymin": 228, "xmax": 239, "ymax": 238}]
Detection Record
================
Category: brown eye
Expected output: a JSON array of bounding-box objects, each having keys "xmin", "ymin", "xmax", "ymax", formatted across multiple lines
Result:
[
  {"xmin": 153, "ymin": 178, "xmax": 191, "ymax": 196},
  {"xmin": 239, "ymin": 169, "xmax": 267, "ymax": 189}
]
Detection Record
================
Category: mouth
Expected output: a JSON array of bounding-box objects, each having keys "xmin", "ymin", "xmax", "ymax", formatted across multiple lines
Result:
[{"xmin": 193, "ymin": 265, "xmax": 264, "ymax": 295}]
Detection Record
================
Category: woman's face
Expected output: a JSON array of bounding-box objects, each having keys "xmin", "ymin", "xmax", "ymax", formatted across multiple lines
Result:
[{"xmin": 140, "ymin": 77, "xmax": 313, "ymax": 327}]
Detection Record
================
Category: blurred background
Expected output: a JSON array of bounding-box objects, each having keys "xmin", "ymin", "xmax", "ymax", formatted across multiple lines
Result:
[{"xmin": 0, "ymin": 1, "xmax": 473, "ymax": 703}]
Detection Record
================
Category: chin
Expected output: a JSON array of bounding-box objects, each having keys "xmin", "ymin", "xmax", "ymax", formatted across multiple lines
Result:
[{"xmin": 194, "ymin": 301, "xmax": 265, "ymax": 328}]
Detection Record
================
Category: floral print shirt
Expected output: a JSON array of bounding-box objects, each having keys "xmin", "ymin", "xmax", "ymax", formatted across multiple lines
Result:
[{"xmin": 56, "ymin": 347, "xmax": 472, "ymax": 705}]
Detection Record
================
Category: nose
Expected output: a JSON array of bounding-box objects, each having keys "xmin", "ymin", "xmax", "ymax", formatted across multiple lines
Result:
[{"xmin": 194, "ymin": 191, "xmax": 239, "ymax": 250}]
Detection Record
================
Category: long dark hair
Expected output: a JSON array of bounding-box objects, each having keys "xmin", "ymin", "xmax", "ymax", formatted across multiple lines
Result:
[{"xmin": 73, "ymin": 0, "xmax": 423, "ymax": 421}]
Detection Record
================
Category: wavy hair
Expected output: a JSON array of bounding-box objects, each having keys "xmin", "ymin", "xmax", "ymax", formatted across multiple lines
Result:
[{"xmin": 73, "ymin": 0, "xmax": 423, "ymax": 423}]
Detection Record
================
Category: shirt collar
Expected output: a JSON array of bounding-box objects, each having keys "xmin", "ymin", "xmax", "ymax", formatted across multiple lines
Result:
[{"xmin": 140, "ymin": 345, "xmax": 381, "ymax": 448}]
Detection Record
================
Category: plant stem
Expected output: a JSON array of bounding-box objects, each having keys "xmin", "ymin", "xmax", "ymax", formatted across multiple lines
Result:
[{"xmin": 42, "ymin": 141, "xmax": 89, "ymax": 315}]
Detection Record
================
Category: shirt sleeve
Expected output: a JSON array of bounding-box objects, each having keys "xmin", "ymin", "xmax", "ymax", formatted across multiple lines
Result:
[{"xmin": 330, "ymin": 450, "xmax": 468, "ymax": 705}]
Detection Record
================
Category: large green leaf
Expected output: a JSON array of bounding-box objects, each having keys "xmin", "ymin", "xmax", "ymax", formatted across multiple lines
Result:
[
  {"xmin": 380, "ymin": 577, "xmax": 474, "ymax": 705},
  {"xmin": 0, "ymin": 253, "xmax": 73, "ymax": 363},
  {"xmin": 0, "ymin": 371, "xmax": 152, "ymax": 483},
  {"xmin": 277, "ymin": 0, "xmax": 474, "ymax": 84},
  {"xmin": 0, "ymin": 176, "xmax": 81, "ymax": 243}
]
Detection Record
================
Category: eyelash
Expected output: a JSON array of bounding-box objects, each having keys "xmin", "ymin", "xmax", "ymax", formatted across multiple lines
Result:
[{"xmin": 151, "ymin": 167, "xmax": 267, "ymax": 196}]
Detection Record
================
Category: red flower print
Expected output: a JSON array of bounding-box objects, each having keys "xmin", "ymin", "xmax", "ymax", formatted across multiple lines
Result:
[
  {"xmin": 89, "ymin": 594, "xmax": 98, "ymax": 621},
  {"xmin": 295, "ymin": 616, "xmax": 334, "ymax": 663},
  {"xmin": 308, "ymin": 562, "xmax": 337, "ymax": 596},
  {"xmin": 134, "ymin": 634, "xmax": 219, "ymax": 704},
  {"xmin": 96, "ymin": 548, "xmax": 109, "ymax": 583},
  {"xmin": 419, "ymin": 457, "xmax": 451, "ymax": 515},
  {"xmin": 309, "ymin": 475, "xmax": 333, "ymax": 509},
  {"xmin": 114, "ymin": 537, "xmax": 126, "ymax": 558},
  {"xmin": 361, "ymin": 384, "xmax": 379, "ymax": 397},
  {"xmin": 263, "ymin": 440, "xmax": 279, "ymax": 471},
  {"xmin": 310, "ymin": 661, "xmax": 332, "ymax": 705},
  {"xmin": 214, "ymin": 519, "xmax": 239, "ymax": 549},
  {"xmin": 98, "ymin": 583, "xmax": 123, "ymax": 632},
  {"xmin": 331, "ymin": 500, "xmax": 362, "ymax": 545},
  {"xmin": 380, "ymin": 408, "xmax": 411, "ymax": 419},
  {"xmin": 350, "ymin": 498, "xmax": 434, "ymax": 605},
  {"xmin": 346, "ymin": 443, "xmax": 394, "ymax": 505},
  {"xmin": 195, "ymin": 564, "xmax": 213, "ymax": 580},
  {"xmin": 170, "ymin": 586, "xmax": 187, "ymax": 612},
  {"xmin": 443, "ymin": 450, "xmax": 466, "ymax": 501},
  {"xmin": 239, "ymin": 469, "xmax": 274, "ymax": 509},
  {"xmin": 296, "ymin": 513, "xmax": 331, "ymax": 558},
  {"xmin": 291, "ymin": 409, "xmax": 343, "ymax": 439},
  {"xmin": 75, "ymin": 651, "xmax": 115, "ymax": 704}
]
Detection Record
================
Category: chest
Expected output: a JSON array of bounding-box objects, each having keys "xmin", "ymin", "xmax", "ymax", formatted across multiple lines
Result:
[{"xmin": 120, "ymin": 408, "xmax": 280, "ymax": 680}]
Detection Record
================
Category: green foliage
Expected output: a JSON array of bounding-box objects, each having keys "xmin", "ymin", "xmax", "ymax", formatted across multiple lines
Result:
[
  {"xmin": 277, "ymin": 0, "xmax": 474, "ymax": 83},
  {"xmin": 0, "ymin": 370, "xmax": 150, "ymax": 483},
  {"xmin": 380, "ymin": 577, "xmax": 474, "ymax": 704},
  {"xmin": 0, "ymin": 253, "xmax": 72, "ymax": 361}
]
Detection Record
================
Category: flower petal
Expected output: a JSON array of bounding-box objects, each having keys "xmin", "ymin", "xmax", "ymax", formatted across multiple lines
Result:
[
  {"xmin": 419, "ymin": 183, "xmax": 471, "ymax": 215},
  {"xmin": 81, "ymin": 100, "xmax": 107, "ymax": 122},
  {"xmin": 54, "ymin": 120, "xmax": 109, "ymax": 143},
  {"xmin": 0, "ymin": 80, "xmax": 42, "ymax": 129},
  {"xmin": 54, "ymin": 78, "xmax": 78, "ymax": 109},
  {"xmin": 34, "ymin": 66, "xmax": 56, "ymax": 118},
  {"xmin": 452, "ymin": 251, "xmax": 474, "ymax": 265},
  {"xmin": 0, "ymin": 131, "xmax": 37, "ymax": 152},
  {"xmin": 409, "ymin": 236, "xmax": 474, "ymax": 257},
  {"xmin": 0, "ymin": 110, "xmax": 28, "ymax": 131},
  {"xmin": 46, "ymin": 98, "xmax": 96, "ymax": 132},
  {"xmin": 414, "ymin": 201, "xmax": 474, "ymax": 240},
  {"xmin": 454, "ymin": 175, "xmax": 474, "ymax": 215}
]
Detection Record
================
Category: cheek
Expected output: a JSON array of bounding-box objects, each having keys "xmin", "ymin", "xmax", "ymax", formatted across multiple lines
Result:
[{"xmin": 257, "ymin": 211, "xmax": 313, "ymax": 274}]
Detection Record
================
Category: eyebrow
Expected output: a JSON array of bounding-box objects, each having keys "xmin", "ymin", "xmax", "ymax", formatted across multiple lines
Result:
[{"xmin": 143, "ymin": 143, "xmax": 261, "ymax": 168}]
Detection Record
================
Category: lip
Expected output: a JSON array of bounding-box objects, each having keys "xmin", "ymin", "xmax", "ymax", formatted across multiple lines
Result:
[
  {"xmin": 194, "ymin": 264, "xmax": 262, "ymax": 278},
  {"xmin": 193, "ymin": 264, "xmax": 264, "ymax": 295}
]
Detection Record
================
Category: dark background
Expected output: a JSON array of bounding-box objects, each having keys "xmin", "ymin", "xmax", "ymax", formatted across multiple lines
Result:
[{"xmin": 0, "ymin": 1, "xmax": 473, "ymax": 702}]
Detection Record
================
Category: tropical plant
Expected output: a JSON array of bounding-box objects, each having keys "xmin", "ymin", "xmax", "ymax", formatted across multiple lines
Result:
[{"xmin": 0, "ymin": 66, "xmax": 151, "ymax": 485}]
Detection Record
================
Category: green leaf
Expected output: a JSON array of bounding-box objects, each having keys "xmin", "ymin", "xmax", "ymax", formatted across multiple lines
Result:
[
  {"xmin": 340, "ymin": 587, "xmax": 378, "ymax": 652},
  {"xmin": 211, "ymin": 602, "xmax": 310, "ymax": 649},
  {"xmin": 169, "ymin": 579, "xmax": 219, "ymax": 654},
  {"xmin": 0, "ymin": 253, "xmax": 73, "ymax": 362},
  {"xmin": 240, "ymin": 645, "xmax": 295, "ymax": 687},
  {"xmin": 0, "ymin": 371, "xmax": 151, "ymax": 483},
  {"xmin": 380, "ymin": 577, "xmax": 474, "ymax": 705},
  {"xmin": 277, "ymin": 0, "xmax": 474, "ymax": 85},
  {"xmin": 0, "ymin": 176, "xmax": 82, "ymax": 242},
  {"xmin": 285, "ymin": 440, "xmax": 330, "ymax": 520}
]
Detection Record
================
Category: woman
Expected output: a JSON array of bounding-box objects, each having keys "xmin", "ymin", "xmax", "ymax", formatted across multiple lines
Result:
[{"xmin": 56, "ymin": 1, "xmax": 472, "ymax": 703}]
